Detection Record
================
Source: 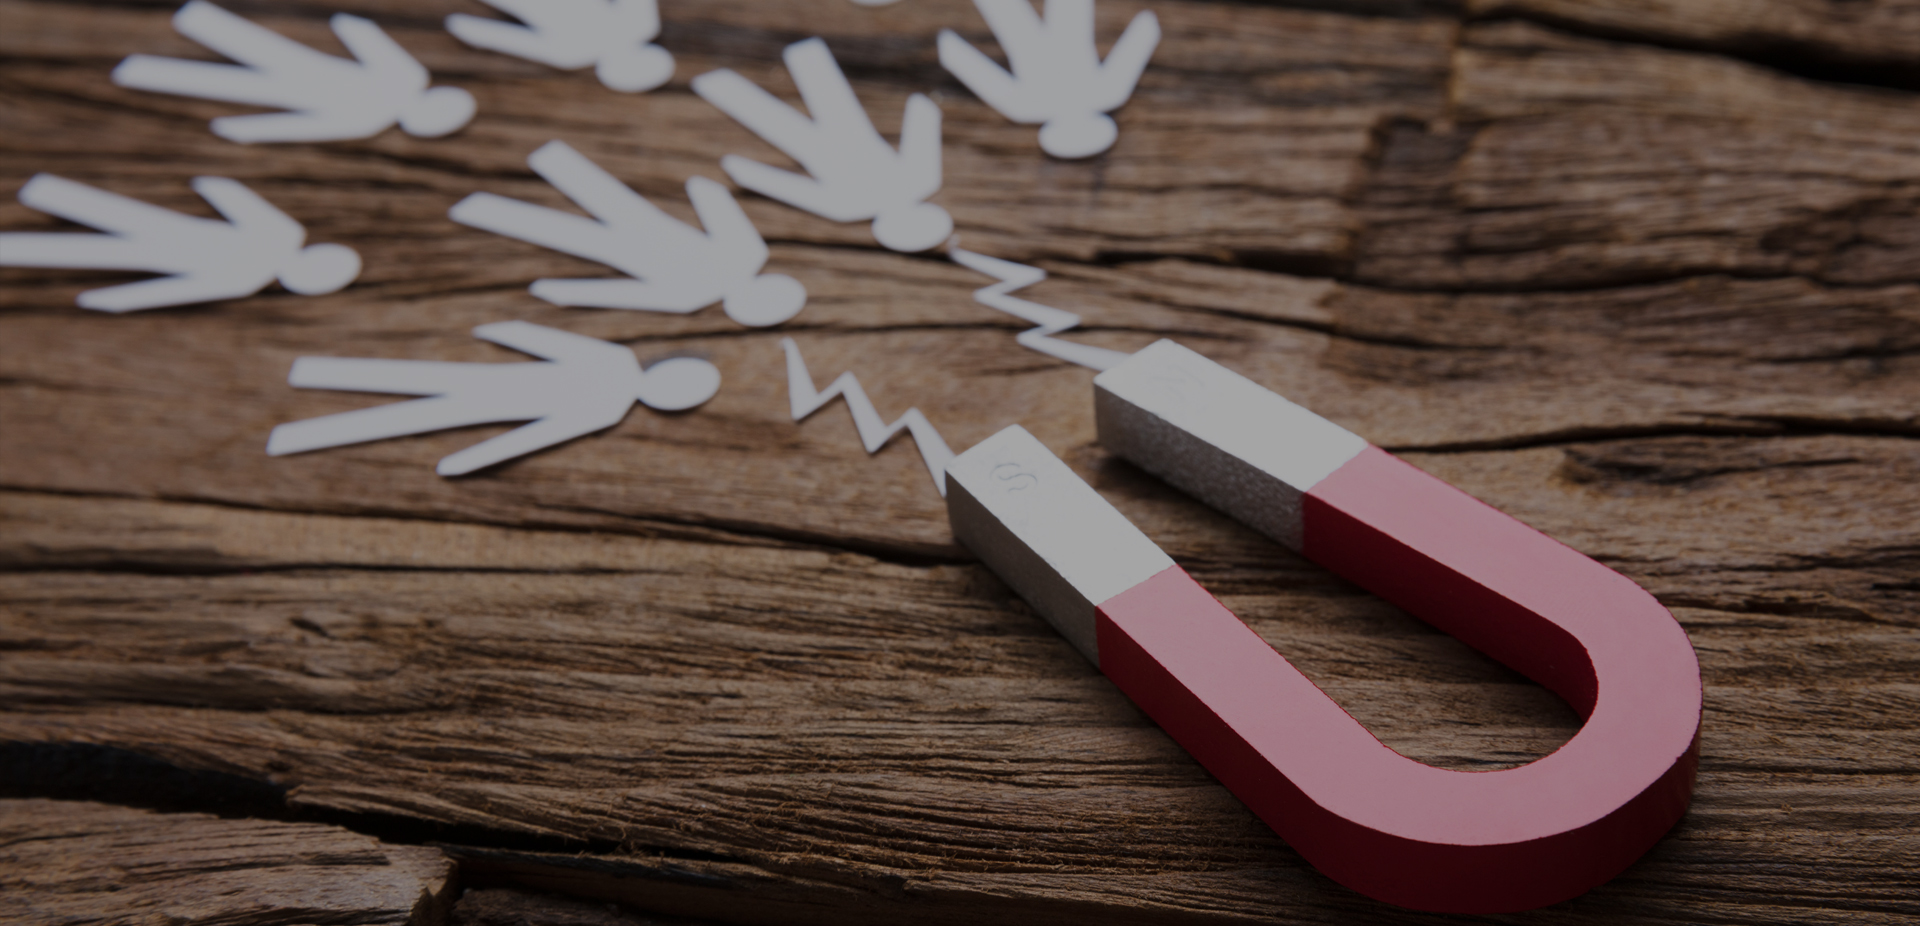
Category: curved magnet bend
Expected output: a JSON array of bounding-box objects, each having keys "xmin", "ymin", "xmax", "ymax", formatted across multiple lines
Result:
[{"xmin": 946, "ymin": 341, "xmax": 1701, "ymax": 914}]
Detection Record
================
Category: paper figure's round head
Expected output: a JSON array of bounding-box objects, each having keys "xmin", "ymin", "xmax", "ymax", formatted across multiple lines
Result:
[
  {"xmin": 278, "ymin": 243, "xmax": 362, "ymax": 296},
  {"xmin": 597, "ymin": 44, "xmax": 675, "ymax": 93},
  {"xmin": 399, "ymin": 86, "xmax": 478, "ymax": 138},
  {"xmin": 872, "ymin": 202, "xmax": 953, "ymax": 253},
  {"xmin": 1040, "ymin": 113, "xmax": 1119, "ymax": 160},
  {"xmin": 635, "ymin": 356, "xmax": 721, "ymax": 412},
  {"xmin": 723, "ymin": 273, "xmax": 806, "ymax": 327}
]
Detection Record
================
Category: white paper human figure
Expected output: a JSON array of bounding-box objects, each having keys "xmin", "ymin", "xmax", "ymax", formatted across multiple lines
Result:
[
  {"xmin": 782, "ymin": 338, "xmax": 953, "ymax": 496},
  {"xmin": 951, "ymin": 248, "xmax": 1129, "ymax": 370},
  {"xmin": 939, "ymin": 0, "xmax": 1160, "ymax": 158},
  {"xmin": 267, "ymin": 321, "xmax": 719, "ymax": 476},
  {"xmin": 446, "ymin": 0, "xmax": 674, "ymax": 93},
  {"xmin": 112, "ymin": 1, "xmax": 476, "ymax": 143},
  {"xmin": 692, "ymin": 38, "xmax": 951, "ymax": 253},
  {"xmin": 0, "ymin": 173, "xmax": 360, "ymax": 313},
  {"xmin": 450, "ymin": 141, "xmax": 806, "ymax": 328}
]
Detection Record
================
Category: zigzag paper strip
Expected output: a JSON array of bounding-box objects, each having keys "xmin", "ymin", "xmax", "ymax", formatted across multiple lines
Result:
[
  {"xmin": 782, "ymin": 337, "xmax": 954, "ymax": 496},
  {"xmin": 952, "ymin": 248, "xmax": 1130, "ymax": 371}
]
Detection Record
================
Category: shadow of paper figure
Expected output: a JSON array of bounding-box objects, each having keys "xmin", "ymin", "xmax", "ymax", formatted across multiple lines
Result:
[
  {"xmin": 447, "ymin": 0, "xmax": 674, "ymax": 92},
  {"xmin": 451, "ymin": 141, "xmax": 806, "ymax": 328},
  {"xmin": 113, "ymin": 0, "xmax": 475, "ymax": 143},
  {"xmin": 693, "ymin": 38, "xmax": 951, "ymax": 253},
  {"xmin": 939, "ymin": 0, "xmax": 1159, "ymax": 158},
  {"xmin": 0, "ymin": 173, "xmax": 360, "ymax": 312},
  {"xmin": 267, "ymin": 321, "xmax": 719, "ymax": 476}
]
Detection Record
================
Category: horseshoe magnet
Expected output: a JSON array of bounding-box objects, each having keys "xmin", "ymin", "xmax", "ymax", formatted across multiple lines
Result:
[{"xmin": 945, "ymin": 340, "xmax": 1701, "ymax": 914}]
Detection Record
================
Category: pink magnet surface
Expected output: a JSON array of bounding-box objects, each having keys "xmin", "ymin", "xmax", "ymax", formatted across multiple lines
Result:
[{"xmin": 1094, "ymin": 445, "xmax": 1701, "ymax": 913}]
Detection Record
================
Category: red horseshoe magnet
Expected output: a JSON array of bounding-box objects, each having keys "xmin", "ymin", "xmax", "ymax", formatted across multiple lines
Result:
[{"xmin": 945, "ymin": 340, "xmax": 1702, "ymax": 914}]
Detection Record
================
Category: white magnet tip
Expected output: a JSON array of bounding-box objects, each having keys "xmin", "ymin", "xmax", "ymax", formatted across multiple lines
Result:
[{"xmin": 946, "ymin": 424, "xmax": 1172, "ymax": 663}]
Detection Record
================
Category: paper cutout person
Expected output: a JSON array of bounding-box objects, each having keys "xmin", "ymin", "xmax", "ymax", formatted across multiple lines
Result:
[
  {"xmin": 450, "ymin": 141, "xmax": 807, "ymax": 328},
  {"xmin": 951, "ymin": 247, "xmax": 1129, "ymax": 370},
  {"xmin": 446, "ymin": 0, "xmax": 674, "ymax": 93},
  {"xmin": 267, "ymin": 321, "xmax": 719, "ymax": 476},
  {"xmin": 112, "ymin": 1, "xmax": 476, "ymax": 143},
  {"xmin": 0, "ymin": 173, "xmax": 360, "ymax": 313},
  {"xmin": 692, "ymin": 38, "xmax": 951, "ymax": 253},
  {"xmin": 782, "ymin": 337, "xmax": 953, "ymax": 496},
  {"xmin": 939, "ymin": 0, "xmax": 1160, "ymax": 158}
]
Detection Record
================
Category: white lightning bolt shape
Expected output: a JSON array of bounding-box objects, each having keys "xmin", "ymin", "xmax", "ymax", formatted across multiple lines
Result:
[
  {"xmin": 951, "ymin": 248, "xmax": 1130, "ymax": 372},
  {"xmin": 782, "ymin": 338, "xmax": 955, "ymax": 497}
]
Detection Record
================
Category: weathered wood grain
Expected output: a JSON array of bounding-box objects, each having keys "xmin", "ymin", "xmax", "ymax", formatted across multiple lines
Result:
[
  {"xmin": 1468, "ymin": 0, "xmax": 1920, "ymax": 71},
  {"xmin": 2, "ymin": 0, "xmax": 1917, "ymax": 923},
  {"xmin": 1, "ymin": 798, "xmax": 455, "ymax": 925},
  {"xmin": 1355, "ymin": 21, "xmax": 1920, "ymax": 289},
  {"xmin": 454, "ymin": 887, "xmax": 722, "ymax": 926}
]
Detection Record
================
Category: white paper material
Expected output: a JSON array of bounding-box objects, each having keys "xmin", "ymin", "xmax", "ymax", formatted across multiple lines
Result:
[
  {"xmin": 939, "ymin": 0, "xmax": 1159, "ymax": 158},
  {"xmin": 267, "ymin": 321, "xmax": 719, "ymax": 476},
  {"xmin": 782, "ymin": 337, "xmax": 954, "ymax": 496},
  {"xmin": 0, "ymin": 173, "xmax": 360, "ymax": 312},
  {"xmin": 693, "ymin": 38, "xmax": 951, "ymax": 253},
  {"xmin": 446, "ymin": 0, "xmax": 674, "ymax": 93},
  {"xmin": 450, "ymin": 141, "xmax": 806, "ymax": 328},
  {"xmin": 113, "ymin": 1, "xmax": 475, "ymax": 143},
  {"xmin": 951, "ymin": 247, "xmax": 1130, "ymax": 371}
]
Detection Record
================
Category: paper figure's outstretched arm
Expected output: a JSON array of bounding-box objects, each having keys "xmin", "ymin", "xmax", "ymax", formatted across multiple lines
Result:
[
  {"xmin": 937, "ymin": 31, "xmax": 1044, "ymax": 122},
  {"xmin": 716, "ymin": 156, "xmax": 858, "ymax": 222},
  {"xmin": 1092, "ymin": 9, "xmax": 1161, "ymax": 112},
  {"xmin": 446, "ymin": 0, "xmax": 565, "ymax": 65},
  {"xmin": 190, "ymin": 176, "xmax": 304, "ymax": 243},
  {"xmin": 685, "ymin": 175, "xmax": 768, "ymax": 269},
  {"xmin": 693, "ymin": 69, "xmax": 826, "ymax": 164},
  {"xmin": 435, "ymin": 407, "xmax": 625, "ymax": 476},
  {"xmin": 472, "ymin": 319, "xmax": 636, "ymax": 369},
  {"xmin": 331, "ymin": 12, "xmax": 430, "ymax": 90},
  {"xmin": 897, "ymin": 94, "xmax": 944, "ymax": 204}
]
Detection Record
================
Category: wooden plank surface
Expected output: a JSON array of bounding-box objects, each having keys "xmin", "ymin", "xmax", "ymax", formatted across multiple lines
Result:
[
  {"xmin": 0, "ymin": 798, "xmax": 455, "ymax": 924},
  {"xmin": 2, "ymin": 1, "xmax": 1916, "ymax": 924}
]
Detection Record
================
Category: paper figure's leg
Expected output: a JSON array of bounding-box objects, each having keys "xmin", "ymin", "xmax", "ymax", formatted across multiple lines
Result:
[
  {"xmin": 445, "ymin": 14, "xmax": 572, "ymax": 68},
  {"xmin": 449, "ymin": 192, "xmax": 626, "ymax": 269},
  {"xmin": 719, "ymin": 156, "xmax": 859, "ymax": 222},
  {"xmin": 530, "ymin": 278, "xmax": 712, "ymax": 312},
  {"xmin": 435, "ymin": 413, "xmax": 613, "ymax": 476},
  {"xmin": 266, "ymin": 394, "xmax": 512, "ymax": 457},
  {"xmin": 15, "ymin": 174, "xmax": 206, "ymax": 240},
  {"xmin": 111, "ymin": 56, "xmax": 285, "ymax": 109},
  {"xmin": 0, "ymin": 233, "xmax": 147, "ymax": 271},
  {"xmin": 1093, "ymin": 10, "xmax": 1161, "ymax": 111},
  {"xmin": 936, "ymin": 31, "xmax": 1041, "ymax": 122},
  {"xmin": 288, "ymin": 357, "xmax": 496, "ymax": 395},
  {"xmin": 76, "ymin": 273, "xmax": 254, "ymax": 313},
  {"xmin": 690, "ymin": 70, "xmax": 822, "ymax": 160},
  {"xmin": 171, "ymin": 0, "xmax": 327, "ymax": 74}
]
